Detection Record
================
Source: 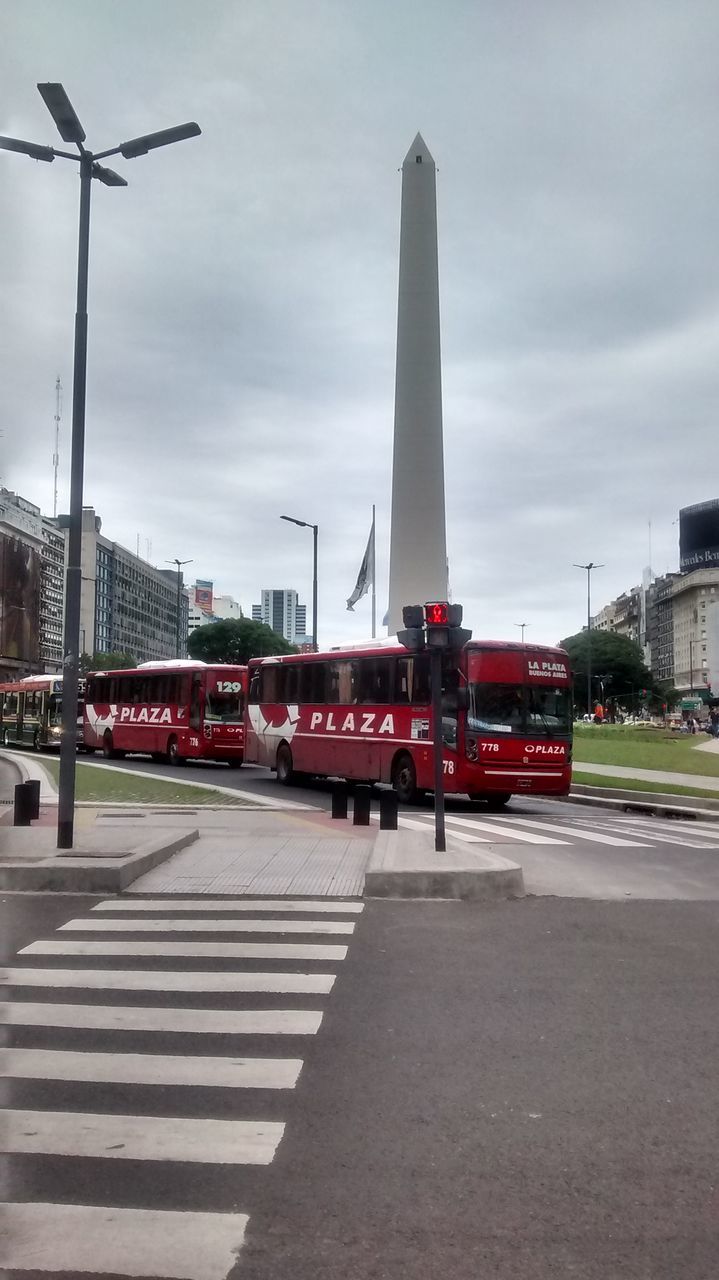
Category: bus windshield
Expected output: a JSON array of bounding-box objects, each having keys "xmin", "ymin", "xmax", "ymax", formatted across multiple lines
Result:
[
  {"xmin": 468, "ymin": 684, "xmax": 572, "ymax": 736},
  {"xmin": 205, "ymin": 688, "xmax": 244, "ymax": 723}
]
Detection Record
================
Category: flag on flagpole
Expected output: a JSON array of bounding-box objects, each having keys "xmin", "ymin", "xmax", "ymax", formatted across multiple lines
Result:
[{"xmin": 346, "ymin": 517, "xmax": 375, "ymax": 611}]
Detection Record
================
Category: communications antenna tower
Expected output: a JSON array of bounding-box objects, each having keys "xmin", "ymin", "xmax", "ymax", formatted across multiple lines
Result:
[{"xmin": 52, "ymin": 376, "xmax": 62, "ymax": 518}]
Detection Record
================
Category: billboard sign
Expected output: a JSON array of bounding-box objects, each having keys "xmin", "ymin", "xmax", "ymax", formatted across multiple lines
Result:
[{"xmin": 679, "ymin": 499, "xmax": 719, "ymax": 572}]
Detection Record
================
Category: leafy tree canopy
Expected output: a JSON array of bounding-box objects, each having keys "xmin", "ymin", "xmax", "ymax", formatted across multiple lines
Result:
[
  {"xmin": 188, "ymin": 617, "xmax": 297, "ymax": 665},
  {"xmin": 80, "ymin": 651, "xmax": 136, "ymax": 673},
  {"xmin": 559, "ymin": 630, "xmax": 655, "ymax": 711}
]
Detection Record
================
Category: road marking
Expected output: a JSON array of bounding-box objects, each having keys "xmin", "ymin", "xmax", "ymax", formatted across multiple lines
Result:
[
  {"xmin": 20, "ymin": 939, "xmax": 349, "ymax": 961},
  {"xmin": 59, "ymin": 916, "xmax": 355, "ymax": 935},
  {"xmin": 0, "ymin": 1002, "xmax": 324, "ymax": 1035},
  {"xmin": 443, "ymin": 814, "xmax": 570, "ymax": 845},
  {"xmin": 582, "ymin": 818, "xmax": 719, "ymax": 849},
  {"xmin": 0, "ymin": 967, "xmax": 336, "ymax": 993},
  {"xmin": 2, "ymin": 1201, "xmax": 249, "ymax": 1279},
  {"xmin": 496, "ymin": 816, "xmax": 650, "ymax": 847},
  {"xmin": 2, "ymin": 1047, "xmax": 303, "ymax": 1090},
  {"xmin": 390, "ymin": 814, "xmax": 492, "ymax": 842},
  {"xmin": 2, "ymin": 1109, "xmax": 285, "ymax": 1165},
  {"xmin": 94, "ymin": 898, "xmax": 364, "ymax": 913}
]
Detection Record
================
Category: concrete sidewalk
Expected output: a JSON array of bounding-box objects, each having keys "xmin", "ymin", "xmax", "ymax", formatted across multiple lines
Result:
[{"xmin": 573, "ymin": 759, "xmax": 719, "ymax": 791}]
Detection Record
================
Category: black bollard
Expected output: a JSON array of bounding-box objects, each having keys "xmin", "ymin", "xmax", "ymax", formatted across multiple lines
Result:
[
  {"xmin": 26, "ymin": 778, "xmax": 41, "ymax": 820},
  {"xmin": 331, "ymin": 781, "xmax": 348, "ymax": 820},
  {"xmin": 379, "ymin": 789, "xmax": 398, "ymax": 830},
  {"xmin": 353, "ymin": 784, "xmax": 371, "ymax": 826},
  {"xmin": 13, "ymin": 782, "xmax": 33, "ymax": 827}
]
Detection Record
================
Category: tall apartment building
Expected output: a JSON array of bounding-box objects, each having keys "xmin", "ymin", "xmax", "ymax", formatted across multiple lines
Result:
[
  {"xmin": 80, "ymin": 507, "xmax": 189, "ymax": 663},
  {"xmin": 187, "ymin": 581, "xmax": 243, "ymax": 637},
  {"xmin": 670, "ymin": 569, "xmax": 718, "ymax": 691},
  {"xmin": 0, "ymin": 489, "xmax": 63, "ymax": 675},
  {"xmin": 252, "ymin": 589, "xmax": 308, "ymax": 645}
]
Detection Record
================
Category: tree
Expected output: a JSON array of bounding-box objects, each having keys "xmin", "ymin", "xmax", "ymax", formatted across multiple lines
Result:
[
  {"xmin": 79, "ymin": 650, "xmax": 136, "ymax": 673},
  {"xmin": 188, "ymin": 618, "xmax": 297, "ymax": 665},
  {"xmin": 559, "ymin": 630, "xmax": 655, "ymax": 713}
]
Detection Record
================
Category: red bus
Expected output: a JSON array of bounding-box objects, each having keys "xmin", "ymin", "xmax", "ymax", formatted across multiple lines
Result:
[
  {"xmin": 83, "ymin": 660, "xmax": 247, "ymax": 767},
  {"xmin": 0, "ymin": 674, "xmax": 85, "ymax": 752},
  {"xmin": 245, "ymin": 640, "xmax": 572, "ymax": 806}
]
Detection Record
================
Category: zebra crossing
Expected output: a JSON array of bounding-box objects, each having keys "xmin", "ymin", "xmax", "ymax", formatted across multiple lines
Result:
[
  {"xmin": 389, "ymin": 807, "xmax": 719, "ymax": 850},
  {"xmin": 1, "ymin": 895, "xmax": 363, "ymax": 1278}
]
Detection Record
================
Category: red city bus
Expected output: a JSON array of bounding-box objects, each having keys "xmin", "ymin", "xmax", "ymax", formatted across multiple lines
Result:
[
  {"xmin": 83, "ymin": 660, "xmax": 247, "ymax": 766},
  {"xmin": 245, "ymin": 640, "xmax": 572, "ymax": 806},
  {"xmin": 0, "ymin": 674, "xmax": 85, "ymax": 752}
]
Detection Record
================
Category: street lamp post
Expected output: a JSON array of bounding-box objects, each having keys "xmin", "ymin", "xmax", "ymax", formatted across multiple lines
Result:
[
  {"xmin": 280, "ymin": 515, "xmax": 318, "ymax": 650},
  {"xmin": 574, "ymin": 562, "xmax": 604, "ymax": 716},
  {"xmin": 514, "ymin": 622, "xmax": 529, "ymax": 644},
  {"xmin": 167, "ymin": 559, "xmax": 192, "ymax": 657},
  {"xmin": 2, "ymin": 83, "xmax": 200, "ymax": 849}
]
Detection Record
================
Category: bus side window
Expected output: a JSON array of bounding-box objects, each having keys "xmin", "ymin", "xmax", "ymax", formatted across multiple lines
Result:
[
  {"xmin": 248, "ymin": 670, "xmax": 260, "ymax": 703},
  {"xmin": 284, "ymin": 664, "xmax": 298, "ymax": 703},
  {"xmin": 302, "ymin": 662, "xmax": 326, "ymax": 704}
]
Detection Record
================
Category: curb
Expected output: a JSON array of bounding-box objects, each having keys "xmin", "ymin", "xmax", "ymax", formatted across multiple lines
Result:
[
  {"xmin": 565, "ymin": 785, "xmax": 719, "ymax": 822},
  {"xmin": 0, "ymin": 828, "xmax": 199, "ymax": 893},
  {"xmin": 364, "ymin": 828, "xmax": 525, "ymax": 900}
]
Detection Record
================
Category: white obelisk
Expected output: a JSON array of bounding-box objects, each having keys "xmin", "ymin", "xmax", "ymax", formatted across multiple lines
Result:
[{"xmin": 387, "ymin": 133, "xmax": 448, "ymax": 634}]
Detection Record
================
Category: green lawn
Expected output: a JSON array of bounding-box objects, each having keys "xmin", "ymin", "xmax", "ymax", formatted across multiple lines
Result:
[
  {"xmin": 572, "ymin": 770, "xmax": 719, "ymax": 802},
  {"xmin": 573, "ymin": 725, "xmax": 719, "ymax": 778},
  {"xmin": 39, "ymin": 758, "xmax": 250, "ymax": 806}
]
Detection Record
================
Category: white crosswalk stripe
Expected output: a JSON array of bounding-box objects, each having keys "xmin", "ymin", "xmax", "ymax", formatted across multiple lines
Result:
[
  {"xmin": 1, "ymin": 1002, "xmax": 324, "ymax": 1035},
  {"xmin": 94, "ymin": 897, "xmax": 365, "ymax": 912},
  {"xmin": 3, "ymin": 1047, "xmax": 303, "ymax": 1089},
  {"xmin": 2, "ymin": 1202, "xmax": 249, "ymax": 1280},
  {"xmin": 436, "ymin": 814, "xmax": 569, "ymax": 845},
  {"xmin": 59, "ymin": 915, "xmax": 356, "ymax": 934},
  {"xmin": 1, "ymin": 966, "xmax": 336, "ymax": 992},
  {"xmin": 394, "ymin": 806, "xmax": 719, "ymax": 850},
  {"xmin": 2, "ymin": 895, "xmax": 359, "ymax": 1276},
  {"xmin": 20, "ymin": 938, "xmax": 349, "ymax": 961}
]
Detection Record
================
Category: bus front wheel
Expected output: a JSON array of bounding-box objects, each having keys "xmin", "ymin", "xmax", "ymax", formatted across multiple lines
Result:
[
  {"xmin": 276, "ymin": 744, "xmax": 295, "ymax": 785},
  {"xmin": 33, "ymin": 730, "xmax": 42, "ymax": 753},
  {"xmin": 392, "ymin": 753, "xmax": 420, "ymax": 805},
  {"xmin": 2, "ymin": 728, "xmax": 10, "ymax": 748}
]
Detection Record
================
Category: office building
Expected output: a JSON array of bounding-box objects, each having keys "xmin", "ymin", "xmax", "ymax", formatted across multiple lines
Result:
[
  {"xmin": 0, "ymin": 489, "xmax": 62, "ymax": 676},
  {"xmin": 252, "ymin": 589, "xmax": 308, "ymax": 645}
]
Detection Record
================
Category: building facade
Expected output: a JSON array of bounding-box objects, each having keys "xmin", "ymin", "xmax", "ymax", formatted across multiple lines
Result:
[
  {"xmin": 0, "ymin": 489, "xmax": 61, "ymax": 677},
  {"xmin": 79, "ymin": 507, "xmax": 189, "ymax": 664},
  {"xmin": 252, "ymin": 589, "xmax": 308, "ymax": 645},
  {"xmin": 186, "ymin": 581, "xmax": 243, "ymax": 637}
]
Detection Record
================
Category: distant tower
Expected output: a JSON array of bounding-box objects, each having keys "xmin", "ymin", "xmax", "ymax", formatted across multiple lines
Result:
[{"xmin": 387, "ymin": 133, "xmax": 448, "ymax": 634}]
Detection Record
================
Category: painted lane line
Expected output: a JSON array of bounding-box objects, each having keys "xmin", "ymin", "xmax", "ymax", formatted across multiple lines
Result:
[
  {"xmin": 576, "ymin": 817, "xmax": 719, "ymax": 848},
  {"xmin": 384, "ymin": 814, "xmax": 492, "ymax": 843},
  {"xmin": 2, "ymin": 1201, "xmax": 248, "ymax": 1280},
  {"xmin": 2, "ymin": 1109, "xmax": 285, "ymax": 1165},
  {"xmin": 0, "ymin": 1003, "xmax": 324, "ymax": 1035},
  {"xmin": 0, "ymin": 967, "xmax": 336, "ymax": 993},
  {"xmin": 20, "ymin": 940, "xmax": 349, "ymax": 961},
  {"xmin": 2, "ymin": 1047, "xmax": 303, "ymax": 1090},
  {"xmin": 442, "ymin": 814, "xmax": 570, "ymax": 845},
  {"xmin": 93, "ymin": 898, "xmax": 364, "ymax": 913},
  {"xmin": 496, "ymin": 816, "xmax": 650, "ymax": 847},
  {"xmin": 59, "ymin": 916, "xmax": 355, "ymax": 935}
]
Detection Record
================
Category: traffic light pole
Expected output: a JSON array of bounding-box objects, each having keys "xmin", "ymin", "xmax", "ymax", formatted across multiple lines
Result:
[{"xmin": 430, "ymin": 646, "xmax": 446, "ymax": 853}]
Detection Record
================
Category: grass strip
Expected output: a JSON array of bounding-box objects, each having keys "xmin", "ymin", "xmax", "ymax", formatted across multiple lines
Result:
[
  {"xmin": 573, "ymin": 725, "xmax": 719, "ymax": 777},
  {"xmin": 38, "ymin": 758, "xmax": 250, "ymax": 806},
  {"xmin": 572, "ymin": 770, "xmax": 719, "ymax": 803}
]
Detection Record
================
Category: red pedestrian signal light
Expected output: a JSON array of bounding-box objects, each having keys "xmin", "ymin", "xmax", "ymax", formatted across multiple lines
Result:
[{"xmin": 425, "ymin": 602, "xmax": 449, "ymax": 626}]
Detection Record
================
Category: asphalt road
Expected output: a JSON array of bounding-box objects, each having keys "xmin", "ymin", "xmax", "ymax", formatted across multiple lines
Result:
[{"xmin": 2, "ymin": 894, "xmax": 717, "ymax": 1279}]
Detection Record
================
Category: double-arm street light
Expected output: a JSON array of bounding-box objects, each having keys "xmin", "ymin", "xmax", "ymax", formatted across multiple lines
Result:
[
  {"xmin": 573, "ymin": 561, "xmax": 604, "ymax": 715},
  {"xmin": 167, "ymin": 559, "xmax": 193, "ymax": 657},
  {"xmin": 280, "ymin": 515, "xmax": 318, "ymax": 650},
  {"xmin": 514, "ymin": 622, "xmax": 529, "ymax": 644},
  {"xmin": 1, "ymin": 83, "xmax": 200, "ymax": 849}
]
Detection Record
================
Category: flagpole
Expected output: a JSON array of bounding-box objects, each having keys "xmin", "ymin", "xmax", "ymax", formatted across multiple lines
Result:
[{"xmin": 371, "ymin": 504, "xmax": 376, "ymax": 637}]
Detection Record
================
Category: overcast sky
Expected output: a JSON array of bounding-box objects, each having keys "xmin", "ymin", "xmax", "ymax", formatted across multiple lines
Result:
[{"xmin": 3, "ymin": 0, "xmax": 719, "ymax": 650}]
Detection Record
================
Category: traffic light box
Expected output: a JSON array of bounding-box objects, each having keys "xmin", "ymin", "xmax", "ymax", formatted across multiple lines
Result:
[{"xmin": 397, "ymin": 602, "xmax": 472, "ymax": 652}]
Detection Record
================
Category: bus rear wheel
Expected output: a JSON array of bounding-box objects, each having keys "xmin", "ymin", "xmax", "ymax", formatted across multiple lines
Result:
[
  {"xmin": 392, "ymin": 753, "xmax": 420, "ymax": 805},
  {"xmin": 167, "ymin": 737, "xmax": 184, "ymax": 767},
  {"xmin": 276, "ymin": 744, "xmax": 295, "ymax": 785},
  {"xmin": 102, "ymin": 732, "xmax": 116, "ymax": 760}
]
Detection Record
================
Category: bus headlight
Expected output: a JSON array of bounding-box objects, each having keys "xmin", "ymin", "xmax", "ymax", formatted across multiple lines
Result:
[
  {"xmin": 204, "ymin": 725, "xmax": 212, "ymax": 739},
  {"xmin": 466, "ymin": 737, "xmax": 478, "ymax": 761},
  {"xmin": 51, "ymin": 727, "xmax": 62, "ymax": 736}
]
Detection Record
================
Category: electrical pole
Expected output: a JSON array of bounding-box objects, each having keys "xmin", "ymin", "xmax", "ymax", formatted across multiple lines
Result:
[
  {"xmin": 53, "ymin": 375, "xmax": 62, "ymax": 519},
  {"xmin": 574, "ymin": 562, "xmax": 604, "ymax": 715}
]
